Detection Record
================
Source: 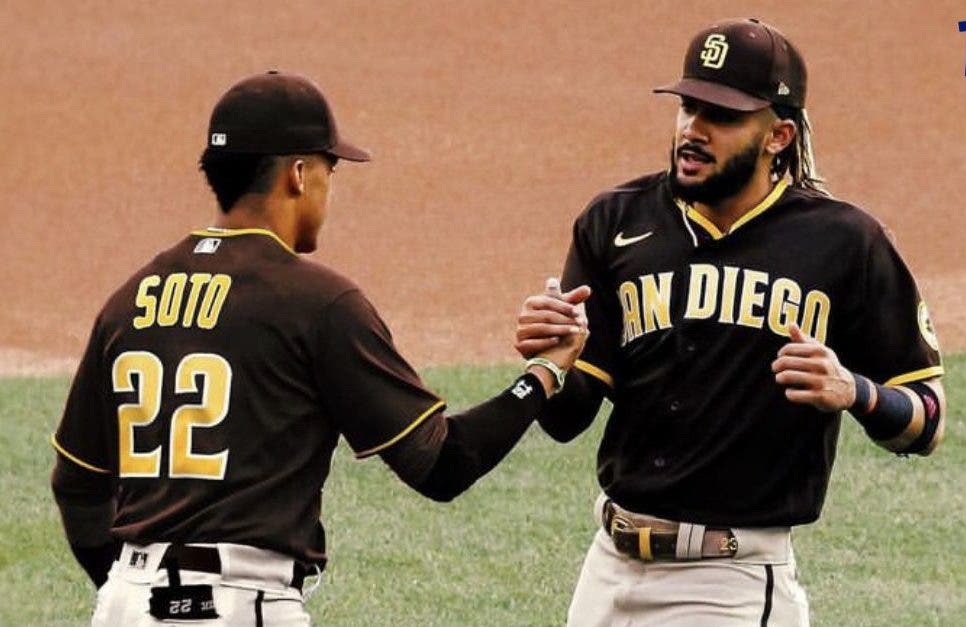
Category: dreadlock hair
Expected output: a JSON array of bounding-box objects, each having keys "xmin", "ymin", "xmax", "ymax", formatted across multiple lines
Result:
[
  {"xmin": 770, "ymin": 104, "xmax": 830, "ymax": 197},
  {"xmin": 198, "ymin": 150, "xmax": 283, "ymax": 212}
]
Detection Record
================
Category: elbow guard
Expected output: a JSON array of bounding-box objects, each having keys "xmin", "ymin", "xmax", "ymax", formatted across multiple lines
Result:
[{"xmin": 851, "ymin": 376, "xmax": 945, "ymax": 455}]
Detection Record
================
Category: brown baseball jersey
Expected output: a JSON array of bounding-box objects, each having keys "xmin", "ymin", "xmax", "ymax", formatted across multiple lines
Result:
[
  {"xmin": 562, "ymin": 173, "xmax": 943, "ymax": 527},
  {"xmin": 52, "ymin": 228, "xmax": 446, "ymax": 565}
]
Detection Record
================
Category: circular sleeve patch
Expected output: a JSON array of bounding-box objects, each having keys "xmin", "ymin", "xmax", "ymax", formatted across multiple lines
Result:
[{"xmin": 917, "ymin": 301, "xmax": 940, "ymax": 352}]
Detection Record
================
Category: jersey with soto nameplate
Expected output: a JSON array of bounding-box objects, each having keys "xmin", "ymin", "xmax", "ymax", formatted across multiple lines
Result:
[
  {"xmin": 562, "ymin": 172, "xmax": 943, "ymax": 527},
  {"xmin": 52, "ymin": 228, "xmax": 444, "ymax": 566}
]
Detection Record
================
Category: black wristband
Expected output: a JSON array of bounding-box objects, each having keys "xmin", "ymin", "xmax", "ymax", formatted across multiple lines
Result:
[
  {"xmin": 850, "ymin": 373, "xmax": 874, "ymax": 415},
  {"xmin": 851, "ymin": 380, "xmax": 914, "ymax": 441}
]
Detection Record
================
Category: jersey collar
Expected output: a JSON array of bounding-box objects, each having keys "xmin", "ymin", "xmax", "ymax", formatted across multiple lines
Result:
[
  {"xmin": 191, "ymin": 227, "xmax": 297, "ymax": 256},
  {"xmin": 673, "ymin": 179, "xmax": 790, "ymax": 240}
]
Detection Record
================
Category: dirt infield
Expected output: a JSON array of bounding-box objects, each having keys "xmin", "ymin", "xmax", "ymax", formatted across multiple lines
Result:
[{"xmin": 1, "ymin": 1, "xmax": 964, "ymax": 374}]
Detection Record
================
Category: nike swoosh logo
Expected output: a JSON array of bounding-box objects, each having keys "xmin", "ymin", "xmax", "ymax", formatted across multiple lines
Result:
[{"xmin": 613, "ymin": 231, "xmax": 654, "ymax": 247}]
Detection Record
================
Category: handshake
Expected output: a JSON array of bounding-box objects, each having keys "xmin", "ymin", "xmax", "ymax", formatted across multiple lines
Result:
[{"xmin": 514, "ymin": 278, "xmax": 591, "ymax": 397}]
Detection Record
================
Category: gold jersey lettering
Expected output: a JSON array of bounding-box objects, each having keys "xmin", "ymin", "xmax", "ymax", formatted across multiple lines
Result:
[
  {"xmin": 132, "ymin": 273, "xmax": 232, "ymax": 330},
  {"xmin": 684, "ymin": 264, "xmax": 718, "ymax": 319},
  {"xmin": 718, "ymin": 266, "xmax": 740, "ymax": 324},
  {"xmin": 679, "ymin": 264, "xmax": 831, "ymax": 342},
  {"xmin": 157, "ymin": 273, "xmax": 188, "ymax": 327},
  {"xmin": 133, "ymin": 275, "xmax": 162, "ymax": 329},
  {"xmin": 197, "ymin": 275, "xmax": 232, "ymax": 329},
  {"xmin": 181, "ymin": 274, "xmax": 212, "ymax": 328},
  {"xmin": 767, "ymin": 278, "xmax": 801, "ymax": 337},
  {"xmin": 619, "ymin": 280, "xmax": 643, "ymax": 345},
  {"xmin": 641, "ymin": 272, "xmax": 674, "ymax": 333},
  {"xmin": 801, "ymin": 290, "xmax": 831, "ymax": 343},
  {"xmin": 620, "ymin": 265, "xmax": 832, "ymax": 346},
  {"xmin": 737, "ymin": 270, "xmax": 769, "ymax": 329},
  {"xmin": 619, "ymin": 273, "xmax": 674, "ymax": 345}
]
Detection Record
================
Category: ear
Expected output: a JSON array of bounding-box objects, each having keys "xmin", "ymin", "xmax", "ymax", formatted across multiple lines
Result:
[
  {"xmin": 764, "ymin": 118, "xmax": 797, "ymax": 156},
  {"xmin": 286, "ymin": 158, "xmax": 307, "ymax": 195}
]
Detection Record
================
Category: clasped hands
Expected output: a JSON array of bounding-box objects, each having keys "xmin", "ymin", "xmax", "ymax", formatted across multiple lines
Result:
[{"xmin": 514, "ymin": 278, "xmax": 591, "ymax": 395}]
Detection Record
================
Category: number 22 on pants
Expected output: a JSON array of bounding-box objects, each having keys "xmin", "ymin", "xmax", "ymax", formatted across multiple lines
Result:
[{"xmin": 113, "ymin": 351, "xmax": 232, "ymax": 479}]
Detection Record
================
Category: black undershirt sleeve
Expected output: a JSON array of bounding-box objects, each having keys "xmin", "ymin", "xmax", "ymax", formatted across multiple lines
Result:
[
  {"xmin": 538, "ymin": 370, "xmax": 608, "ymax": 442},
  {"xmin": 51, "ymin": 455, "xmax": 118, "ymax": 586},
  {"xmin": 380, "ymin": 373, "xmax": 547, "ymax": 501}
]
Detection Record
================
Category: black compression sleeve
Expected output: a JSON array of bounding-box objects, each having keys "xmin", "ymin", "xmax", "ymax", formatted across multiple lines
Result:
[
  {"xmin": 538, "ymin": 370, "xmax": 607, "ymax": 442},
  {"xmin": 413, "ymin": 373, "xmax": 546, "ymax": 501},
  {"xmin": 52, "ymin": 454, "xmax": 119, "ymax": 586},
  {"xmin": 68, "ymin": 540, "xmax": 120, "ymax": 587}
]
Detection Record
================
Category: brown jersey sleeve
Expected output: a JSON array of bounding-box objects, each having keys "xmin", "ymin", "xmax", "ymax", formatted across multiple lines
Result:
[
  {"xmin": 316, "ymin": 289, "xmax": 445, "ymax": 458},
  {"xmin": 840, "ymin": 226, "xmax": 943, "ymax": 385},
  {"xmin": 561, "ymin": 210, "xmax": 621, "ymax": 390},
  {"xmin": 52, "ymin": 316, "xmax": 115, "ymax": 476}
]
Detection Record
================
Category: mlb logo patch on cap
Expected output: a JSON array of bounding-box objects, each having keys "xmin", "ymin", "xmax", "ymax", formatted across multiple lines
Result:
[{"xmin": 210, "ymin": 133, "xmax": 227, "ymax": 147}]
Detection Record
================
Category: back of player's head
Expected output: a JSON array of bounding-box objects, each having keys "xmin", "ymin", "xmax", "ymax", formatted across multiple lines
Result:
[
  {"xmin": 198, "ymin": 152, "xmax": 281, "ymax": 212},
  {"xmin": 199, "ymin": 70, "xmax": 369, "ymax": 211}
]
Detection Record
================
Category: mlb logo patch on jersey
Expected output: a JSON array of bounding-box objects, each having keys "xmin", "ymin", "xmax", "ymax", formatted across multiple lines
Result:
[{"xmin": 194, "ymin": 238, "xmax": 222, "ymax": 254}]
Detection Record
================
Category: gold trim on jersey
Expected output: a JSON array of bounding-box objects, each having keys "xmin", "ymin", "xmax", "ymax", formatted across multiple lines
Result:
[
  {"xmin": 674, "ymin": 179, "xmax": 789, "ymax": 239},
  {"xmin": 681, "ymin": 206, "xmax": 724, "ymax": 239},
  {"xmin": 883, "ymin": 366, "xmax": 945, "ymax": 387},
  {"xmin": 729, "ymin": 179, "xmax": 789, "ymax": 232},
  {"xmin": 355, "ymin": 400, "xmax": 447, "ymax": 459},
  {"xmin": 50, "ymin": 434, "xmax": 111, "ymax": 474},
  {"xmin": 191, "ymin": 227, "xmax": 296, "ymax": 256},
  {"xmin": 575, "ymin": 360, "xmax": 614, "ymax": 388}
]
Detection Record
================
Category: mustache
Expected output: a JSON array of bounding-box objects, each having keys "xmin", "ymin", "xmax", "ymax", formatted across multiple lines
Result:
[{"xmin": 677, "ymin": 143, "xmax": 715, "ymax": 163}]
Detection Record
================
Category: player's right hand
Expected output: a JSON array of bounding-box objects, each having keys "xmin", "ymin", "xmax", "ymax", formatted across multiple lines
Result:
[{"xmin": 514, "ymin": 277, "xmax": 591, "ymax": 363}]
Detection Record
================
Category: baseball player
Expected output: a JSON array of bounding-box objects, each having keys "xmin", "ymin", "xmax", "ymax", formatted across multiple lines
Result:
[
  {"xmin": 515, "ymin": 18, "xmax": 946, "ymax": 626},
  {"xmin": 50, "ymin": 70, "xmax": 589, "ymax": 626}
]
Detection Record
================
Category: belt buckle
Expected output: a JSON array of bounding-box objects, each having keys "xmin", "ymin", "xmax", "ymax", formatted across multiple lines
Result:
[
  {"xmin": 609, "ymin": 514, "xmax": 655, "ymax": 562},
  {"xmin": 610, "ymin": 513, "xmax": 634, "ymax": 534}
]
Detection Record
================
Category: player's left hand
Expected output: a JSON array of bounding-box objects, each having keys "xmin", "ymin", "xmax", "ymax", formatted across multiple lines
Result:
[{"xmin": 772, "ymin": 324, "xmax": 856, "ymax": 412}]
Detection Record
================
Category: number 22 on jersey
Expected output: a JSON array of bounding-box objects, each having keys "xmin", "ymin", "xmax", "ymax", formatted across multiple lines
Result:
[{"xmin": 113, "ymin": 351, "xmax": 232, "ymax": 480}]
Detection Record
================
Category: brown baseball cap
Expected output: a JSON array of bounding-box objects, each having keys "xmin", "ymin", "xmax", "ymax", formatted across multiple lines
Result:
[
  {"xmin": 654, "ymin": 18, "xmax": 807, "ymax": 111},
  {"xmin": 205, "ymin": 70, "xmax": 371, "ymax": 161}
]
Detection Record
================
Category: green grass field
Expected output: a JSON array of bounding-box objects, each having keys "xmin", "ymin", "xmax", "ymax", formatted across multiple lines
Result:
[{"xmin": 1, "ymin": 357, "xmax": 963, "ymax": 626}]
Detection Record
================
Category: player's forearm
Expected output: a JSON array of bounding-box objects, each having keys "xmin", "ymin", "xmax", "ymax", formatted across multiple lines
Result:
[
  {"xmin": 53, "ymin": 497, "xmax": 118, "ymax": 586},
  {"xmin": 537, "ymin": 370, "xmax": 606, "ymax": 442},
  {"xmin": 412, "ymin": 372, "xmax": 547, "ymax": 501},
  {"xmin": 52, "ymin": 455, "xmax": 118, "ymax": 586},
  {"xmin": 51, "ymin": 456, "xmax": 115, "ymax": 539},
  {"xmin": 850, "ymin": 376, "xmax": 945, "ymax": 455}
]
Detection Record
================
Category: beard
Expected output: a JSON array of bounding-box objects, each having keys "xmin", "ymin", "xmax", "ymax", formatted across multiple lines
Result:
[{"xmin": 668, "ymin": 138, "xmax": 762, "ymax": 205}]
